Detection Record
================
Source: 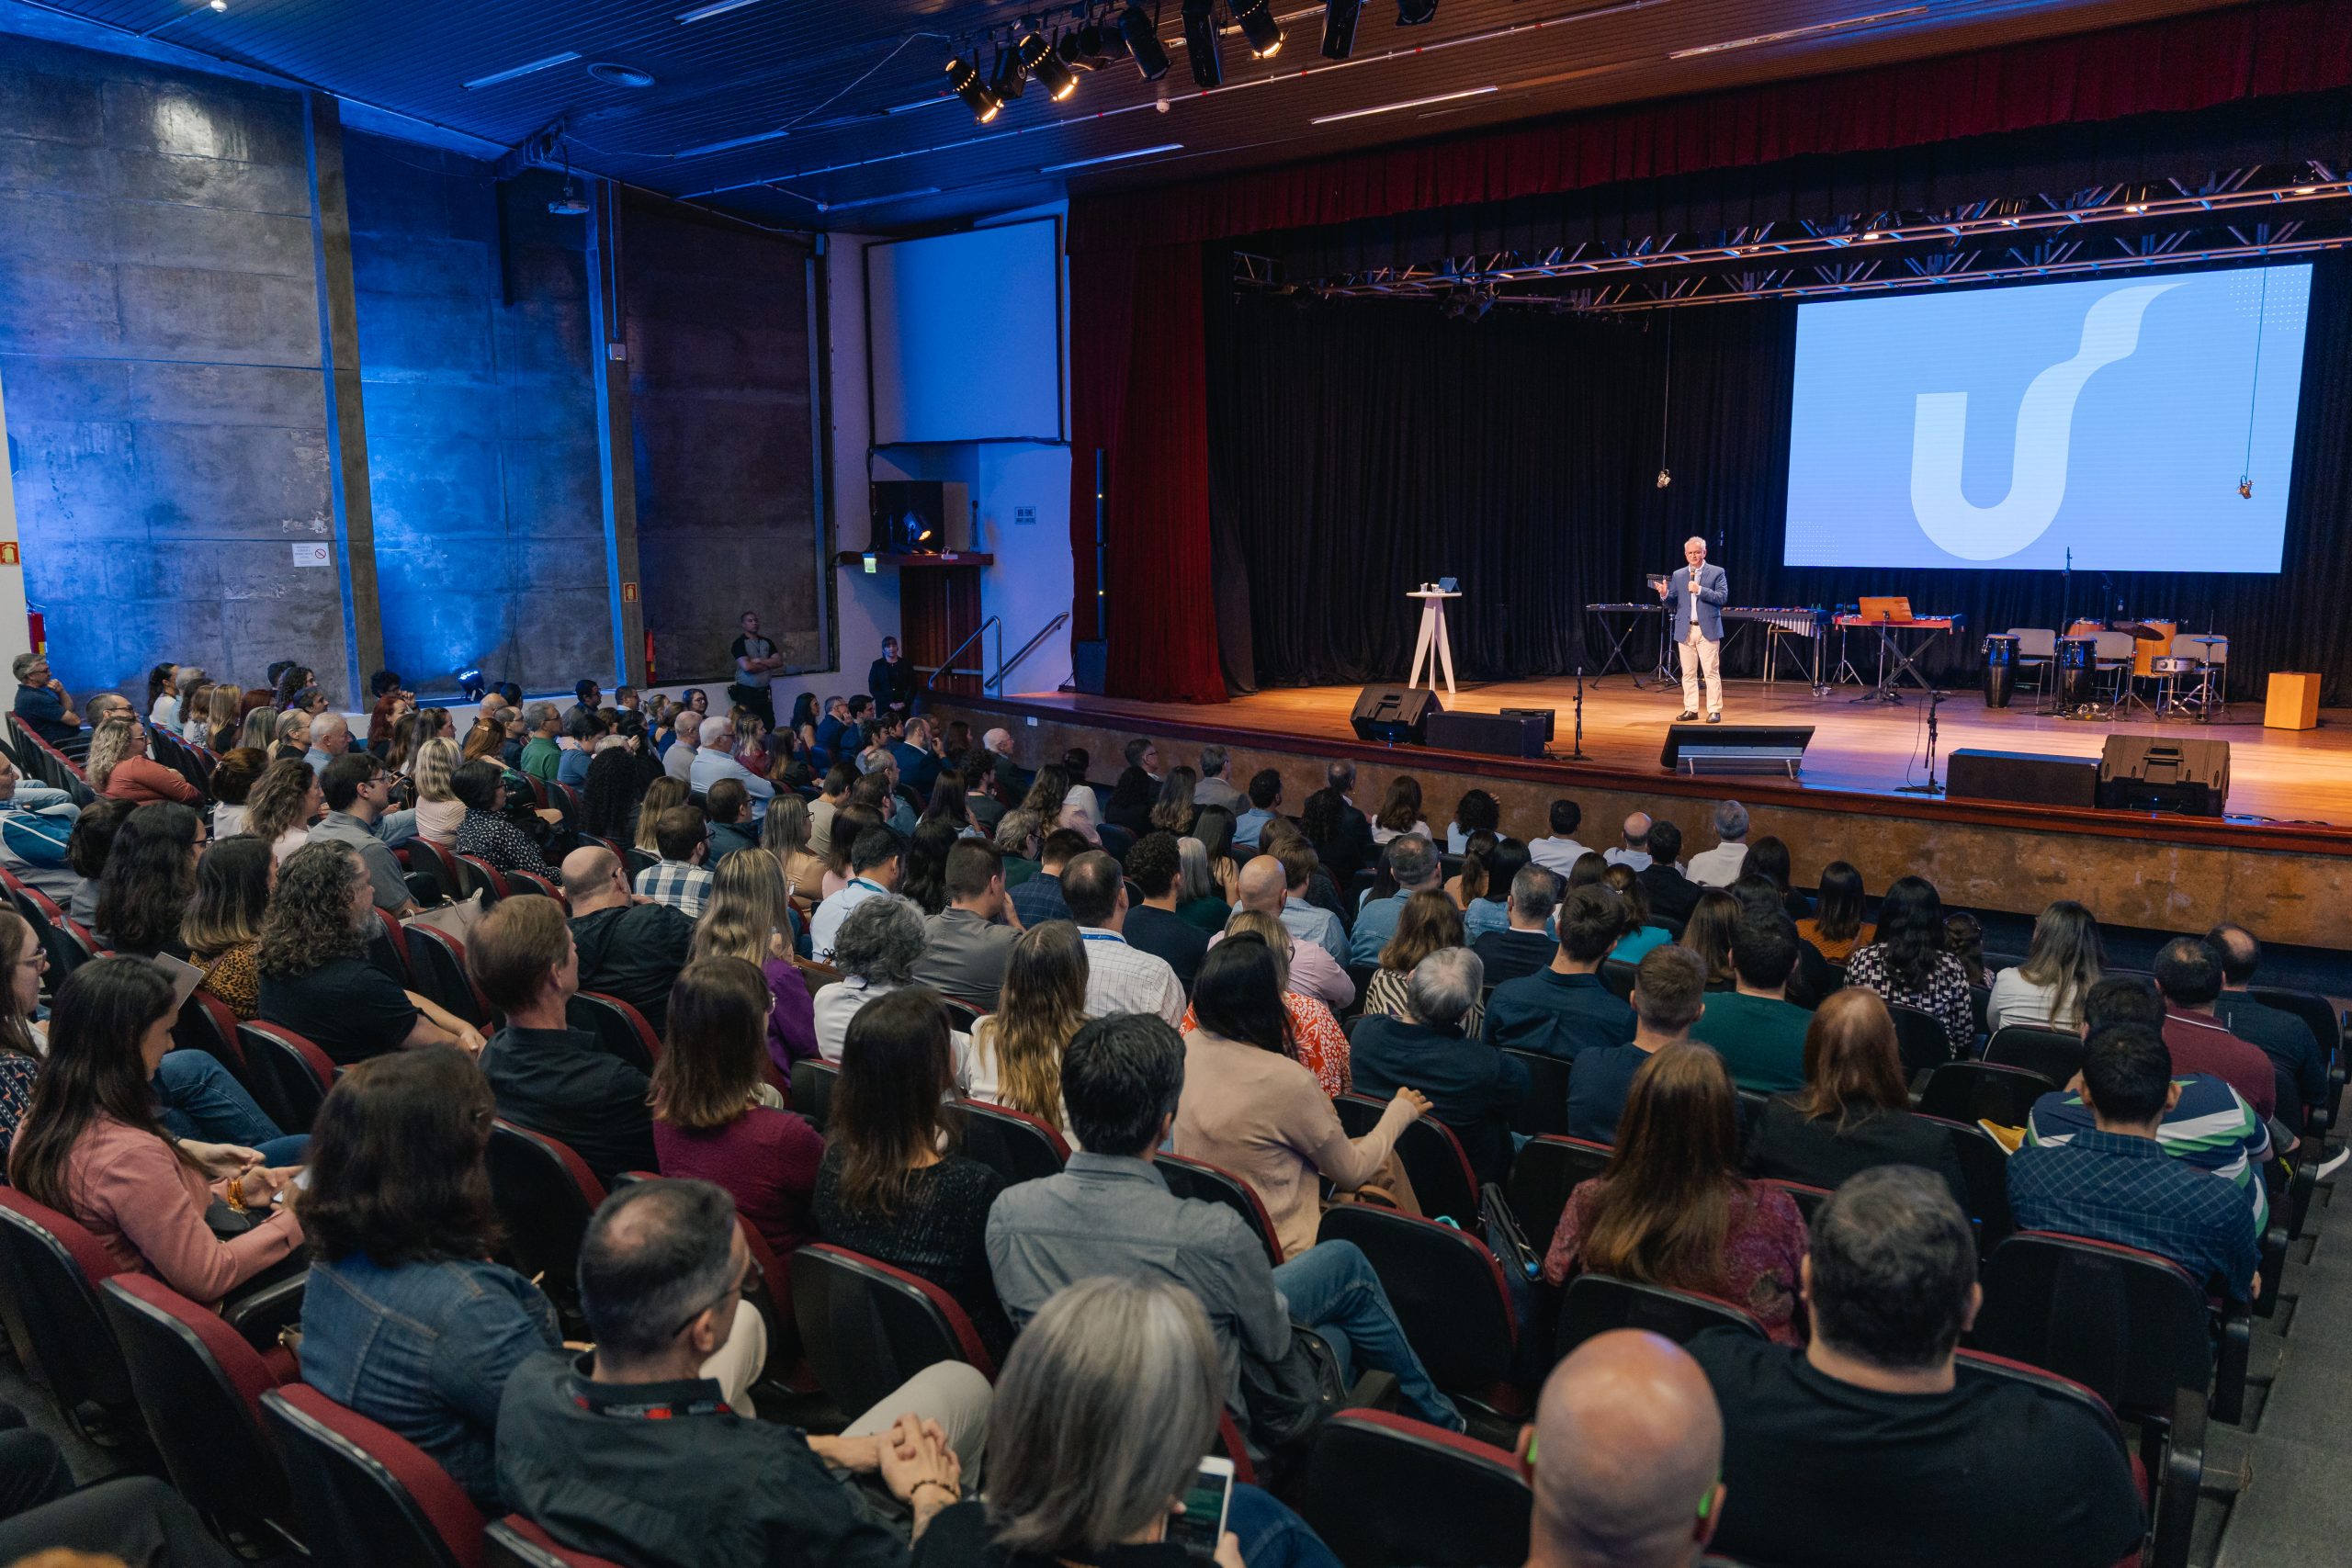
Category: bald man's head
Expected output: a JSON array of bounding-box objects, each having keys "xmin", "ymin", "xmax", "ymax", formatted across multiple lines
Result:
[
  {"xmin": 1238, "ymin": 855, "xmax": 1287, "ymax": 914},
  {"xmin": 560, "ymin": 846, "xmax": 628, "ymax": 908},
  {"xmin": 1621, "ymin": 812, "xmax": 1652, "ymax": 851},
  {"xmin": 1525, "ymin": 1331, "xmax": 1722, "ymax": 1568}
]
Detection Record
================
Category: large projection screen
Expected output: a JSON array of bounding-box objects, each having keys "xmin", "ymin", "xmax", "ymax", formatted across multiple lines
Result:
[
  {"xmin": 867, "ymin": 218, "xmax": 1065, "ymax": 446},
  {"xmin": 1782, "ymin": 262, "xmax": 2312, "ymax": 572}
]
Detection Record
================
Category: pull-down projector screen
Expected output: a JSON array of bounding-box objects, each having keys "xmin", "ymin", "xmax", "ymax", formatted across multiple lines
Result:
[
  {"xmin": 866, "ymin": 218, "xmax": 1065, "ymax": 446},
  {"xmin": 1782, "ymin": 261, "xmax": 2312, "ymax": 572}
]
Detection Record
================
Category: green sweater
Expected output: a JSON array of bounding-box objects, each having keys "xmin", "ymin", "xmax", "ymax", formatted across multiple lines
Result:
[
  {"xmin": 518, "ymin": 736, "xmax": 561, "ymax": 782},
  {"xmin": 1690, "ymin": 990, "xmax": 1815, "ymax": 1093}
]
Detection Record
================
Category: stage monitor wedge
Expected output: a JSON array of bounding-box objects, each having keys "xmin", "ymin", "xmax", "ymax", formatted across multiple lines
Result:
[
  {"xmin": 1660, "ymin": 725, "xmax": 1814, "ymax": 777},
  {"xmin": 1426, "ymin": 709, "xmax": 1547, "ymax": 759},
  {"xmin": 1947, "ymin": 749, "xmax": 2099, "ymax": 808},
  {"xmin": 2098, "ymin": 735, "xmax": 2230, "ymax": 818},
  {"xmin": 1351, "ymin": 685, "xmax": 1441, "ymax": 745}
]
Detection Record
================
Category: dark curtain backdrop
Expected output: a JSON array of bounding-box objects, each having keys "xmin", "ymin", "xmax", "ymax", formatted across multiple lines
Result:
[{"xmin": 1209, "ymin": 253, "xmax": 2352, "ymax": 701}]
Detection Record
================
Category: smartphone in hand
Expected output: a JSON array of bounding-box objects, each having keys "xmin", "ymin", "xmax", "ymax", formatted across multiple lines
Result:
[{"xmin": 1163, "ymin": 1456, "xmax": 1235, "ymax": 1563}]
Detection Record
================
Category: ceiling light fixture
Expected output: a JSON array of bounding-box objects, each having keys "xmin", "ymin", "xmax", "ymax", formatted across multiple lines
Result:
[
  {"xmin": 1182, "ymin": 0, "xmax": 1223, "ymax": 89},
  {"xmin": 1042, "ymin": 141, "xmax": 1184, "ymax": 174},
  {"xmin": 1396, "ymin": 0, "xmax": 1440, "ymax": 25},
  {"xmin": 1322, "ymin": 0, "xmax": 1363, "ymax": 60},
  {"xmin": 674, "ymin": 127, "xmax": 792, "ymax": 158},
  {"xmin": 944, "ymin": 54, "xmax": 1002, "ymax": 123},
  {"xmin": 1019, "ymin": 30, "xmax": 1080, "ymax": 100},
  {"xmin": 1312, "ymin": 85, "xmax": 1495, "ymax": 124},
  {"xmin": 207, "ymin": 0, "xmax": 226, "ymax": 11},
  {"xmin": 1668, "ymin": 6, "xmax": 1927, "ymax": 60},
  {"xmin": 1120, "ymin": 6, "xmax": 1170, "ymax": 81},
  {"xmin": 676, "ymin": 0, "xmax": 761, "ymax": 20},
  {"xmin": 991, "ymin": 40, "xmax": 1029, "ymax": 101},
  {"xmin": 462, "ymin": 51, "xmax": 582, "ymax": 90},
  {"xmin": 1232, "ymin": 0, "xmax": 1283, "ymax": 58},
  {"xmin": 586, "ymin": 62, "xmax": 657, "ymax": 88}
]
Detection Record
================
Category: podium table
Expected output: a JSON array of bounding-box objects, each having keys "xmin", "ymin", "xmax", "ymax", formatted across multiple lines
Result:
[{"xmin": 1408, "ymin": 589, "xmax": 1460, "ymax": 699}]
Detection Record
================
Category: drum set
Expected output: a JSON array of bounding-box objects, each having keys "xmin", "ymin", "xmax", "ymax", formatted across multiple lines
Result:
[{"xmin": 1980, "ymin": 623, "xmax": 2229, "ymax": 723}]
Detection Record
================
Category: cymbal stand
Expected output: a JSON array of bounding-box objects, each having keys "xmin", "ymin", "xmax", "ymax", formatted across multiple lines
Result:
[{"xmin": 1570, "ymin": 668, "xmax": 1589, "ymax": 760}]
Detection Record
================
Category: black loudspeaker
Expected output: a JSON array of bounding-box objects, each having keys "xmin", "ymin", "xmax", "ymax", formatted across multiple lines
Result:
[
  {"xmin": 1658, "ymin": 725, "xmax": 1814, "ymax": 775},
  {"xmin": 1946, "ymin": 749, "xmax": 2100, "ymax": 808},
  {"xmin": 1351, "ymin": 685, "xmax": 1441, "ymax": 745},
  {"xmin": 1498, "ymin": 706, "xmax": 1557, "ymax": 742},
  {"xmin": 2098, "ymin": 735, "xmax": 2230, "ymax": 817},
  {"xmin": 1068, "ymin": 640, "xmax": 1107, "ymax": 695},
  {"xmin": 1425, "ymin": 709, "xmax": 1548, "ymax": 758}
]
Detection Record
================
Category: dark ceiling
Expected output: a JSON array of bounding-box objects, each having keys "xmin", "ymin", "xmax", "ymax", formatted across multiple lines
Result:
[{"xmin": 3, "ymin": 0, "xmax": 2260, "ymax": 232}]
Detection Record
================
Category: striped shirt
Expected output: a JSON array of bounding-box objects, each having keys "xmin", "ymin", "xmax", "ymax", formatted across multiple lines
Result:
[
  {"xmin": 2026, "ymin": 1076, "xmax": 2271, "ymax": 1231},
  {"xmin": 1077, "ymin": 928, "xmax": 1185, "ymax": 1027}
]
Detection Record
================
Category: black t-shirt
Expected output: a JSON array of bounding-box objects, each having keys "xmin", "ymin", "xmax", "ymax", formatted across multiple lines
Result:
[
  {"xmin": 729, "ymin": 635, "xmax": 776, "ymax": 693},
  {"xmin": 1125, "ymin": 904, "xmax": 1211, "ymax": 990},
  {"xmin": 257, "ymin": 953, "xmax": 420, "ymax": 1065},
  {"xmin": 1472, "ymin": 928, "xmax": 1557, "ymax": 987},
  {"xmin": 1686, "ymin": 1329, "xmax": 2144, "ymax": 1568}
]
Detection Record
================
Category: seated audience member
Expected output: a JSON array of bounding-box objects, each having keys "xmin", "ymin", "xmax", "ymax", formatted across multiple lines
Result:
[
  {"xmin": 1600, "ymin": 811, "xmax": 1652, "ymax": 872},
  {"xmin": 664, "ymin": 711, "xmax": 701, "ymax": 784},
  {"xmin": 890, "ymin": 717, "xmax": 947, "ymax": 803},
  {"xmin": 1103, "ymin": 761, "xmax": 1157, "ymax": 841},
  {"xmin": 92, "ymin": 801, "xmax": 201, "ymax": 959},
  {"xmin": 1371, "ymin": 775, "xmax": 1432, "ymax": 847},
  {"xmin": 0, "ymin": 1471, "xmax": 253, "ymax": 1565},
  {"xmin": 245, "ymin": 755, "xmax": 322, "ymax": 866},
  {"xmin": 1176, "ymin": 938, "xmax": 1426, "ymax": 1258},
  {"xmin": 912, "ymin": 840, "xmax": 1023, "ymax": 1008},
  {"xmin": 1009, "ymin": 827, "xmax": 1083, "ymax": 929},
  {"xmin": 0, "ymin": 918, "xmax": 44, "ymax": 1164},
  {"xmin": 815, "ymin": 988, "xmax": 1011, "ymax": 1354},
  {"xmin": 451, "ymin": 758, "xmax": 556, "ymax": 879},
  {"xmin": 1690, "ymin": 917, "xmax": 1813, "ymax": 1092},
  {"xmin": 1174, "ymin": 832, "xmax": 1234, "ymax": 932},
  {"xmin": 917, "ymin": 1275, "xmax": 1337, "ymax": 1568},
  {"xmin": 1266, "ymin": 835, "xmax": 1351, "ymax": 963},
  {"xmin": 2207, "ymin": 921, "xmax": 2334, "ymax": 1132},
  {"xmin": 636, "ymin": 803, "xmax": 718, "ymax": 920},
  {"xmin": 2153, "ymin": 936, "xmax": 2279, "ymax": 1122},
  {"xmin": 988, "ymin": 1012, "xmax": 1464, "ymax": 1434},
  {"xmin": 1224, "ymin": 854, "xmax": 1352, "ymax": 1010},
  {"xmin": 1232, "ymin": 768, "xmax": 1283, "ymax": 849},
  {"xmin": 1351, "ymin": 947, "xmax": 1524, "ymax": 1187},
  {"xmin": 1306, "ymin": 765, "xmax": 1375, "ymax": 886},
  {"xmin": 1545, "ymin": 1043, "xmax": 1806, "ymax": 1344},
  {"xmin": 1986, "ymin": 900, "xmax": 2102, "ymax": 1033},
  {"xmin": 1475, "ymin": 863, "xmax": 1563, "ymax": 987},
  {"xmin": 1190, "ymin": 912, "xmax": 1351, "ymax": 1094},
  {"xmin": 184, "ymin": 834, "xmax": 271, "ymax": 1019},
  {"xmin": 706, "ymin": 779, "xmax": 761, "ymax": 861},
  {"xmin": 472, "ymin": 893, "xmax": 656, "ymax": 1186},
  {"xmin": 1945, "ymin": 910, "xmax": 1990, "ymax": 987},
  {"xmin": 271, "ymin": 706, "xmax": 313, "ymax": 766},
  {"xmin": 1484, "ymin": 886, "xmax": 1636, "ymax": 1061},
  {"xmin": 1351, "ymin": 834, "xmax": 1443, "ymax": 964},
  {"xmin": 410, "ymin": 736, "xmax": 466, "ymax": 847},
  {"xmin": 87, "ymin": 716, "xmax": 201, "ymax": 806},
  {"xmin": 1724, "ymin": 875, "xmax": 1836, "ymax": 1010},
  {"xmin": 1527, "ymin": 797, "xmax": 1590, "ymax": 879},
  {"xmin": 2026, "ymin": 1018, "xmax": 2272, "ymax": 1233},
  {"xmin": 1795, "ymin": 860, "xmax": 1871, "ymax": 964},
  {"xmin": 206, "ymin": 743, "xmax": 267, "ymax": 839},
  {"xmin": 1442, "ymin": 785, "xmax": 1501, "ymax": 856},
  {"xmin": 765, "ymin": 793, "xmax": 831, "ymax": 903},
  {"xmin": 969, "ymin": 922, "xmax": 1088, "ymax": 1132},
  {"xmin": 1743, "ymin": 989, "xmax": 1968, "ymax": 1207},
  {"xmin": 498, "ymin": 1179, "xmax": 985, "ymax": 1568},
  {"xmin": 260, "ymin": 842, "xmax": 481, "ymax": 1064},
  {"xmin": 1684, "ymin": 800, "xmax": 1750, "ymax": 887},
  {"xmin": 1842, "ymin": 875, "xmax": 1973, "ymax": 1058},
  {"xmin": 10, "ymin": 651, "xmax": 80, "ymax": 744},
  {"xmin": 1519, "ymin": 1330, "xmax": 1725, "ymax": 1568},
  {"xmin": 1742, "ymin": 836, "xmax": 1804, "ymax": 918},
  {"xmin": 810, "ymin": 824, "xmax": 906, "ymax": 963},
  {"xmin": 1062, "ymin": 849, "xmax": 1185, "ymax": 1026},
  {"xmin": 1602, "ymin": 865, "xmax": 1673, "ymax": 964},
  {"xmin": 1689, "ymin": 1167, "xmax": 2144, "ymax": 1568},
  {"xmin": 562, "ymin": 846, "xmax": 694, "ymax": 1036},
  {"xmin": 1355, "ymin": 890, "xmax": 1468, "ymax": 1032},
  {"xmin": 0, "ymin": 750, "xmax": 78, "ymax": 902},
  {"xmin": 989, "ymin": 807, "xmax": 1041, "ymax": 887},
  {"xmin": 1567, "ymin": 946, "xmax": 1706, "ymax": 1144},
  {"xmin": 1192, "ymin": 744, "xmax": 1242, "ymax": 812},
  {"xmin": 1456, "ymin": 836, "xmax": 1527, "ymax": 943},
  {"xmin": 812, "ymin": 896, "xmax": 965, "ymax": 1080},
  {"xmin": 692, "ymin": 845, "xmax": 820, "ymax": 1074},
  {"xmin": 516, "ymin": 704, "xmax": 562, "ymax": 782},
  {"xmin": 1679, "ymin": 890, "xmax": 1739, "ymax": 991},
  {"xmin": 1633, "ymin": 819, "xmax": 1700, "ymax": 927},
  {"xmin": 1118, "ymin": 830, "xmax": 1210, "ymax": 991},
  {"xmin": 298, "ymin": 1047, "xmax": 561, "ymax": 1510},
  {"xmin": 305, "ymin": 710, "xmax": 354, "ymax": 777},
  {"xmin": 653, "ymin": 957, "xmax": 826, "ymax": 1262},
  {"xmin": 63, "ymin": 796, "xmax": 128, "ymax": 924},
  {"xmin": 556, "ymin": 708, "xmax": 603, "ymax": 790},
  {"xmin": 9, "ymin": 959, "xmax": 302, "ymax": 1303},
  {"xmin": 1193, "ymin": 805, "xmax": 1245, "ymax": 900},
  {"xmin": 2009, "ymin": 1026, "xmax": 2261, "ymax": 1303},
  {"xmin": 311, "ymin": 752, "xmax": 417, "ymax": 915}
]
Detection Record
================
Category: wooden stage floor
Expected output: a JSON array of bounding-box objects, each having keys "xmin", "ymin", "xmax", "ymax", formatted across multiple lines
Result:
[{"xmin": 998, "ymin": 676, "xmax": 2352, "ymax": 828}]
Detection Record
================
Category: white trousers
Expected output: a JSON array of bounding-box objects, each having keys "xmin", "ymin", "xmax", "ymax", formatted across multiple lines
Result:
[{"xmin": 1680, "ymin": 627, "xmax": 1723, "ymax": 715}]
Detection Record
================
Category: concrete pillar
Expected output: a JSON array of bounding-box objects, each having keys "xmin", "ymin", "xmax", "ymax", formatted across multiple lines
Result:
[
  {"xmin": 0, "ymin": 369, "xmax": 30, "ymax": 688},
  {"xmin": 585, "ymin": 180, "xmax": 646, "ymax": 687},
  {"xmin": 303, "ymin": 93, "xmax": 384, "ymax": 707}
]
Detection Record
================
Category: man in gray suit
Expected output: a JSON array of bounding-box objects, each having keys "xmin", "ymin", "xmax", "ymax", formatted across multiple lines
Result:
[{"xmin": 1657, "ymin": 535, "xmax": 1728, "ymax": 723}]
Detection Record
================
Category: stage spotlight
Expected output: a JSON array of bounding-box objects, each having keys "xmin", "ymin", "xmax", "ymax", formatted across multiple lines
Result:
[
  {"xmin": 1119, "ymin": 6, "xmax": 1170, "ymax": 80},
  {"xmin": 1019, "ymin": 30, "xmax": 1079, "ymax": 100},
  {"xmin": 1182, "ymin": 0, "xmax": 1223, "ymax": 89},
  {"xmin": 1396, "ymin": 0, "xmax": 1440, "ymax": 23},
  {"xmin": 944, "ymin": 54, "xmax": 1002, "ymax": 122},
  {"xmin": 1470, "ymin": 289, "xmax": 1496, "ymax": 321},
  {"xmin": 1232, "ymin": 0, "xmax": 1283, "ymax": 57},
  {"xmin": 1322, "ymin": 0, "xmax": 1363, "ymax": 59},
  {"xmin": 991, "ymin": 42, "xmax": 1028, "ymax": 101},
  {"xmin": 454, "ymin": 666, "xmax": 487, "ymax": 701}
]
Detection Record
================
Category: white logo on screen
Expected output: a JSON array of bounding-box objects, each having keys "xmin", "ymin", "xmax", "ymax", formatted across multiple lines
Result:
[{"xmin": 1908, "ymin": 281, "xmax": 2181, "ymax": 559}]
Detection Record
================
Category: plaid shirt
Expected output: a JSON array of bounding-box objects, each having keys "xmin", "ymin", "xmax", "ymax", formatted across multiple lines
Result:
[
  {"xmin": 2008, "ymin": 1127, "xmax": 2260, "ymax": 1303},
  {"xmin": 2026, "ymin": 1075, "xmax": 2271, "ymax": 1231},
  {"xmin": 1077, "ymin": 928, "xmax": 1186, "ymax": 1026},
  {"xmin": 633, "ymin": 859, "xmax": 714, "ymax": 919}
]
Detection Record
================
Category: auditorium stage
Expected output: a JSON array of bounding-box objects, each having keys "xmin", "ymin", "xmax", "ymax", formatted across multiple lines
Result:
[{"xmin": 932, "ymin": 676, "xmax": 2352, "ymax": 950}]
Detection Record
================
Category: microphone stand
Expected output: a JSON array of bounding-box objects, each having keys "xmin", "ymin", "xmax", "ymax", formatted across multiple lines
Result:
[
  {"xmin": 1570, "ymin": 668, "xmax": 1589, "ymax": 760},
  {"xmin": 1896, "ymin": 685, "xmax": 1947, "ymax": 795}
]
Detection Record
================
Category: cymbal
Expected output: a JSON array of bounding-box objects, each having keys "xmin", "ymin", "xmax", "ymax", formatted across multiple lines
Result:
[{"xmin": 2116, "ymin": 623, "xmax": 2171, "ymax": 642}]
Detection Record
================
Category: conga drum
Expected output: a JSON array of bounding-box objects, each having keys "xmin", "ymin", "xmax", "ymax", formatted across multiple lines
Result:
[
  {"xmin": 1981, "ymin": 634, "xmax": 2019, "ymax": 709},
  {"xmin": 2058, "ymin": 637, "xmax": 2098, "ymax": 710}
]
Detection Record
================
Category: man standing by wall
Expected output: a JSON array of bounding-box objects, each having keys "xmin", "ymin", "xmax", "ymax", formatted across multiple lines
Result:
[{"xmin": 728, "ymin": 611, "xmax": 781, "ymax": 729}]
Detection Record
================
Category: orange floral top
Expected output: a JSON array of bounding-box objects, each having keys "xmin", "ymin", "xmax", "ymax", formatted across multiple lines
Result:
[{"xmin": 1180, "ymin": 990, "xmax": 1351, "ymax": 1097}]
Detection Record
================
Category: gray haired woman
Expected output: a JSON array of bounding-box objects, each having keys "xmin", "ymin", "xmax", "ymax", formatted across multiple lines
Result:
[
  {"xmin": 910, "ymin": 1275, "xmax": 1340, "ymax": 1568},
  {"xmin": 809, "ymin": 896, "xmax": 971, "ymax": 1081}
]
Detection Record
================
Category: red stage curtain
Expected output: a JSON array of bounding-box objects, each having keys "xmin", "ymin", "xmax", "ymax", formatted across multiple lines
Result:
[{"xmin": 1069, "ymin": 0, "xmax": 2352, "ymax": 254}]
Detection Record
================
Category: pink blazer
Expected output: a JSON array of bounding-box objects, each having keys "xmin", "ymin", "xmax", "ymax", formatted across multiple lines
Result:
[{"xmin": 62, "ymin": 1114, "xmax": 301, "ymax": 1305}]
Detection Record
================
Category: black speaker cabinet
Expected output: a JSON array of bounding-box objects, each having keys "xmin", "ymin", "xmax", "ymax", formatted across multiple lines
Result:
[
  {"xmin": 1946, "ymin": 749, "xmax": 2100, "ymax": 808},
  {"xmin": 1498, "ymin": 706, "xmax": 1557, "ymax": 742},
  {"xmin": 2098, "ymin": 735, "xmax": 2231, "ymax": 817},
  {"xmin": 1351, "ymin": 685, "xmax": 1441, "ymax": 745},
  {"xmin": 1425, "ymin": 709, "xmax": 1549, "ymax": 758}
]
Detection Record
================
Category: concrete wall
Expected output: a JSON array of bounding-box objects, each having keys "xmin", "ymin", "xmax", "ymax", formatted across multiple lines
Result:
[{"xmin": 0, "ymin": 35, "xmax": 350, "ymax": 703}]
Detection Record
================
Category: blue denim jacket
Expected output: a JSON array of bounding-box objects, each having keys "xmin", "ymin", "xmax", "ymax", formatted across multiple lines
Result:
[{"xmin": 298, "ymin": 1251, "xmax": 560, "ymax": 1509}]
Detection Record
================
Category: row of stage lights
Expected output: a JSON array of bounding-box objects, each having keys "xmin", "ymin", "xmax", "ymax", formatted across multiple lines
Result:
[{"xmin": 945, "ymin": 1, "xmax": 1442, "ymax": 123}]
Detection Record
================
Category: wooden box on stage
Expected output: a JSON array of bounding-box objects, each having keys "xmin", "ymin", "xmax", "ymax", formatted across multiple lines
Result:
[{"xmin": 2266, "ymin": 671, "xmax": 2321, "ymax": 731}]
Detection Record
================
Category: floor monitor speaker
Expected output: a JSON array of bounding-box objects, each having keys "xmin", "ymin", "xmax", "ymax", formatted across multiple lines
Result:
[
  {"xmin": 1659, "ymin": 724, "xmax": 1814, "ymax": 777},
  {"xmin": 2098, "ymin": 735, "xmax": 2230, "ymax": 817},
  {"xmin": 1425, "ymin": 709, "xmax": 1548, "ymax": 758},
  {"xmin": 1946, "ymin": 749, "xmax": 2099, "ymax": 808},
  {"xmin": 1351, "ymin": 685, "xmax": 1441, "ymax": 745}
]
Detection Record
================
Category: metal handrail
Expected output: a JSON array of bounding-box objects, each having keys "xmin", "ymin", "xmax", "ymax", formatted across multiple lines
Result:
[
  {"xmin": 926, "ymin": 616, "xmax": 1001, "ymax": 691},
  {"xmin": 989, "ymin": 612, "xmax": 1071, "ymax": 693}
]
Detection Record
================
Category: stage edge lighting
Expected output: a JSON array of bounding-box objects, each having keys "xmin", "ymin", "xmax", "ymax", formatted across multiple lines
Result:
[
  {"xmin": 1120, "ymin": 5, "xmax": 1170, "ymax": 81},
  {"xmin": 944, "ymin": 54, "xmax": 1001, "ymax": 123},
  {"xmin": 1232, "ymin": 0, "xmax": 1283, "ymax": 57},
  {"xmin": 1182, "ymin": 0, "xmax": 1223, "ymax": 89},
  {"xmin": 1322, "ymin": 0, "xmax": 1363, "ymax": 59}
]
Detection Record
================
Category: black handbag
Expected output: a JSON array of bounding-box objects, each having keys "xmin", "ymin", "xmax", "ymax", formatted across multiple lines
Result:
[{"xmin": 1238, "ymin": 1323, "xmax": 1347, "ymax": 1451}]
